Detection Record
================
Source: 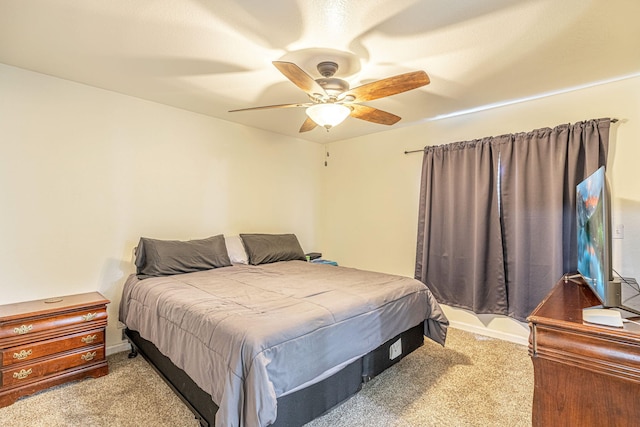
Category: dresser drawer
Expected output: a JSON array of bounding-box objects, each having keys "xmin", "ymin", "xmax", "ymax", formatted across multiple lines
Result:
[
  {"xmin": 0, "ymin": 308, "xmax": 107, "ymax": 342},
  {"xmin": 1, "ymin": 345, "xmax": 105, "ymax": 387},
  {"xmin": 1, "ymin": 329, "xmax": 104, "ymax": 367}
]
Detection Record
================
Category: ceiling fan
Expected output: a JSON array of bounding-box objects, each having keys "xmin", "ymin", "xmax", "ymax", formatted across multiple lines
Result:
[{"xmin": 229, "ymin": 61, "xmax": 430, "ymax": 132}]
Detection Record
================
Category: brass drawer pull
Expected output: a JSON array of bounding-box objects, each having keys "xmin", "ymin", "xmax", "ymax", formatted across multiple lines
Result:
[
  {"xmin": 13, "ymin": 349, "xmax": 33, "ymax": 360},
  {"xmin": 81, "ymin": 334, "xmax": 97, "ymax": 344},
  {"xmin": 81, "ymin": 351, "xmax": 97, "ymax": 362},
  {"xmin": 13, "ymin": 368, "xmax": 33, "ymax": 380},
  {"xmin": 82, "ymin": 312, "xmax": 98, "ymax": 322},
  {"xmin": 13, "ymin": 324, "xmax": 33, "ymax": 335}
]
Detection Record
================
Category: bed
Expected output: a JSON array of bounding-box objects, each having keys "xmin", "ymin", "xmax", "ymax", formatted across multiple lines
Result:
[{"xmin": 119, "ymin": 234, "xmax": 448, "ymax": 427}]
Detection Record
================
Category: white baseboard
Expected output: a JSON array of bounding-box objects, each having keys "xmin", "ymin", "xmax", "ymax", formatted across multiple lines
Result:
[
  {"xmin": 449, "ymin": 320, "xmax": 529, "ymax": 346},
  {"xmin": 106, "ymin": 341, "xmax": 131, "ymax": 356},
  {"xmin": 441, "ymin": 304, "xmax": 530, "ymax": 346}
]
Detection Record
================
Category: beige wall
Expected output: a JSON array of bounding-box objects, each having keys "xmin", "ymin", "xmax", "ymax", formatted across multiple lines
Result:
[
  {"xmin": 319, "ymin": 75, "xmax": 640, "ymax": 343},
  {"xmin": 3, "ymin": 61, "xmax": 638, "ymax": 349},
  {"xmin": 0, "ymin": 64, "xmax": 324, "ymax": 351}
]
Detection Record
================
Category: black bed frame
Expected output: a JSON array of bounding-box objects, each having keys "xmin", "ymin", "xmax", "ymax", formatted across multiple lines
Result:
[{"xmin": 126, "ymin": 324, "xmax": 424, "ymax": 426}]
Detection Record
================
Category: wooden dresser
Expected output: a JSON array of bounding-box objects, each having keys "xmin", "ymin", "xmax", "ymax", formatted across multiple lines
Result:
[
  {"xmin": 528, "ymin": 277, "xmax": 640, "ymax": 426},
  {"xmin": 0, "ymin": 292, "xmax": 110, "ymax": 407}
]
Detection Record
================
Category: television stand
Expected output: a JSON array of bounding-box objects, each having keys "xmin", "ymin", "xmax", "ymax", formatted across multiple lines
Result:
[
  {"xmin": 562, "ymin": 273, "xmax": 582, "ymax": 283},
  {"xmin": 528, "ymin": 276, "xmax": 640, "ymax": 426}
]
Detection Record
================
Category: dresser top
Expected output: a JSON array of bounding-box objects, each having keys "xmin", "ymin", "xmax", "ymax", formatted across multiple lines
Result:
[
  {"xmin": 528, "ymin": 278, "xmax": 640, "ymax": 338},
  {"xmin": 0, "ymin": 292, "xmax": 109, "ymax": 322}
]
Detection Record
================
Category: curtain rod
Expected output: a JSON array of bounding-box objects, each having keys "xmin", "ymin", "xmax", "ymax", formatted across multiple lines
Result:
[{"xmin": 404, "ymin": 118, "xmax": 619, "ymax": 154}]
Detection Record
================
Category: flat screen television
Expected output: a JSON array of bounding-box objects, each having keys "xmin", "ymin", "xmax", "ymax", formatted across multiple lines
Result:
[{"xmin": 576, "ymin": 166, "xmax": 621, "ymax": 308}]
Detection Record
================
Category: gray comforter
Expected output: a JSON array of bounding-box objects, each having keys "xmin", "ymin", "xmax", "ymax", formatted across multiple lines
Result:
[{"xmin": 119, "ymin": 261, "xmax": 448, "ymax": 427}]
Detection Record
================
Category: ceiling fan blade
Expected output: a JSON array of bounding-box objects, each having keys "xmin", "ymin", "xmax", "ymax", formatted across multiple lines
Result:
[
  {"xmin": 349, "ymin": 104, "xmax": 401, "ymax": 125},
  {"xmin": 229, "ymin": 102, "xmax": 311, "ymax": 112},
  {"xmin": 299, "ymin": 117, "xmax": 317, "ymax": 133},
  {"xmin": 346, "ymin": 71, "xmax": 430, "ymax": 102},
  {"xmin": 273, "ymin": 61, "xmax": 328, "ymax": 98}
]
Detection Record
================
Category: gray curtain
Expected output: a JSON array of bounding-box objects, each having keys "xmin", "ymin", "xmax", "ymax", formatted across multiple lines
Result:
[
  {"xmin": 415, "ymin": 119, "xmax": 610, "ymax": 321},
  {"xmin": 500, "ymin": 119, "xmax": 610, "ymax": 319},
  {"xmin": 415, "ymin": 137, "xmax": 508, "ymax": 315}
]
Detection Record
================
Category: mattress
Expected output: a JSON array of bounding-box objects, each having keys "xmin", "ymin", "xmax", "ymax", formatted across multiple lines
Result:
[{"xmin": 119, "ymin": 260, "xmax": 448, "ymax": 427}]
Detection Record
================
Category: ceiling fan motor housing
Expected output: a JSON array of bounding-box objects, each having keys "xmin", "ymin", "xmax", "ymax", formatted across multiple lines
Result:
[
  {"xmin": 317, "ymin": 77, "xmax": 349, "ymax": 95},
  {"xmin": 315, "ymin": 61, "xmax": 350, "ymax": 98}
]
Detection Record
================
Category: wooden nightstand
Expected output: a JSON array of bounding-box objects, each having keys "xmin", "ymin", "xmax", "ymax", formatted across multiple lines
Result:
[
  {"xmin": 528, "ymin": 278, "xmax": 640, "ymax": 426},
  {"xmin": 0, "ymin": 292, "xmax": 110, "ymax": 407}
]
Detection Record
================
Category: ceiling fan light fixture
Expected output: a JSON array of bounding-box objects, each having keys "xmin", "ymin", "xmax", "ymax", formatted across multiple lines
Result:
[{"xmin": 306, "ymin": 103, "xmax": 350, "ymax": 130}]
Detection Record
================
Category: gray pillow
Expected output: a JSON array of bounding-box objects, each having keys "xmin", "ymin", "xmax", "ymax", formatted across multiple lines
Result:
[
  {"xmin": 135, "ymin": 235, "xmax": 231, "ymax": 279},
  {"xmin": 240, "ymin": 233, "xmax": 305, "ymax": 265}
]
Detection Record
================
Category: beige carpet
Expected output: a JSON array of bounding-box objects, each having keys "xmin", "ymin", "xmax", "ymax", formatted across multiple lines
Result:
[{"xmin": 0, "ymin": 328, "xmax": 533, "ymax": 426}]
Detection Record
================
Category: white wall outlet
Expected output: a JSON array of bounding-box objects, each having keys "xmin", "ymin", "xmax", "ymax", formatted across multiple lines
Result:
[
  {"xmin": 389, "ymin": 338, "xmax": 402, "ymax": 360},
  {"xmin": 613, "ymin": 224, "xmax": 624, "ymax": 239}
]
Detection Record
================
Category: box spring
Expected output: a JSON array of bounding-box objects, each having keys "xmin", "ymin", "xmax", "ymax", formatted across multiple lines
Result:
[{"xmin": 125, "ymin": 323, "xmax": 423, "ymax": 426}]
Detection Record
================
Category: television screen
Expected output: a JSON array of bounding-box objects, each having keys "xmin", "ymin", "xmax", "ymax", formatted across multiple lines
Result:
[{"xmin": 576, "ymin": 166, "xmax": 612, "ymax": 305}]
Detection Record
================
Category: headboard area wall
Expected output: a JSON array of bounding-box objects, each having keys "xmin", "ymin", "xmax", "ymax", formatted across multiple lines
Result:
[{"xmin": 0, "ymin": 63, "xmax": 324, "ymax": 351}]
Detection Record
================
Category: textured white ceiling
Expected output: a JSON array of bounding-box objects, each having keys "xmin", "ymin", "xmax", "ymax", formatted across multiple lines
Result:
[{"xmin": 1, "ymin": 0, "xmax": 638, "ymax": 143}]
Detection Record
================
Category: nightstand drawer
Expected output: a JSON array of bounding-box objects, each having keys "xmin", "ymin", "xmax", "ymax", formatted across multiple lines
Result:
[
  {"xmin": 1, "ymin": 345, "xmax": 105, "ymax": 387},
  {"xmin": 0, "ymin": 308, "xmax": 107, "ymax": 342},
  {"xmin": 2, "ymin": 329, "xmax": 105, "ymax": 366}
]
